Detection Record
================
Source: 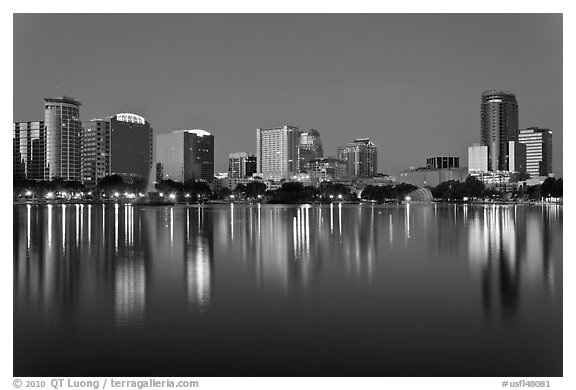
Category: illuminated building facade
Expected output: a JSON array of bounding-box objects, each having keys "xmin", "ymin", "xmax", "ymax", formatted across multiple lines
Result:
[
  {"xmin": 518, "ymin": 127, "xmax": 553, "ymax": 178},
  {"xmin": 256, "ymin": 125, "xmax": 301, "ymax": 180},
  {"xmin": 337, "ymin": 138, "xmax": 378, "ymax": 177},
  {"xmin": 44, "ymin": 96, "xmax": 82, "ymax": 180}
]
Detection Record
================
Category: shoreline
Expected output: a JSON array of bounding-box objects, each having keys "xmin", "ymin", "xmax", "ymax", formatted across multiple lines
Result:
[{"xmin": 12, "ymin": 199, "xmax": 563, "ymax": 206}]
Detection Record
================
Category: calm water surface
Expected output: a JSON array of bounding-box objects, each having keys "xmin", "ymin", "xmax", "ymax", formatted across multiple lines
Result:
[{"xmin": 13, "ymin": 203, "xmax": 562, "ymax": 376}]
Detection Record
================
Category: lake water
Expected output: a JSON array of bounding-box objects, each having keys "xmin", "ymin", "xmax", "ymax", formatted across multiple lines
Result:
[{"xmin": 13, "ymin": 203, "xmax": 562, "ymax": 377}]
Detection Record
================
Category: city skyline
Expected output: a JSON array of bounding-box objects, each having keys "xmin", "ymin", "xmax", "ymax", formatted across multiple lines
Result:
[{"xmin": 13, "ymin": 14, "xmax": 563, "ymax": 178}]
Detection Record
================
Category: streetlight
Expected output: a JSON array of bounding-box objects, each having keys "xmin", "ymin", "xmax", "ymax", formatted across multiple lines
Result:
[{"xmin": 169, "ymin": 193, "xmax": 176, "ymax": 200}]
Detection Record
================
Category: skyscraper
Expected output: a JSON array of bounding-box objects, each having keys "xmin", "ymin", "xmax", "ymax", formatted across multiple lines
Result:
[
  {"xmin": 518, "ymin": 127, "xmax": 553, "ymax": 177},
  {"xmin": 44, "ymin": 96, "xmax": 82, "ymax": 181},
  {"xmin": 256, "ymin": 125, "xmax": 301, "ymax": 180},
  {"xmin": 81, "ymin": 119, "xmax": 110, "ymax": 188},
  {"xmin": 297, "ymin": 129, "xmax": 323, "ymax": 172},
  {"xmin": 480, "ymin": 90, "xmax": 519, "ymax": 171},
  {"xmin": 109, "ymin": 113, "xmax": 153, "ymax": 179},
  {"xmin": 156, "ymin": 129, "xmax": 214, "ymax": 183},
  {"xmin": 337, "ymin": 138, "xmax": 378, "ymax": 177},
  {"xmin": 228, "ymin": 152, "xmax": 257, "ymax": 178},
  {"xmin": 81, "ymin": 113, "xmax": 153, "ymax": 188},
  {"xmin": 13, "ymin": 121, "xmax": 45, "ymax": 180}
]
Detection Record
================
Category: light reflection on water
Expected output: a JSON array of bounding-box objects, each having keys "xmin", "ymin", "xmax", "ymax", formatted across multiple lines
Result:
[{"xmin": 13, "ymin": 203, "xmax": 562, "ymax": 377}]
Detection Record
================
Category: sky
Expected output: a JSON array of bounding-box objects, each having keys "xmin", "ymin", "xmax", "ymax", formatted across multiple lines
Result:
[{"xmin": 13, "ymin": 13, "xmax": 563, "ymax": 177}]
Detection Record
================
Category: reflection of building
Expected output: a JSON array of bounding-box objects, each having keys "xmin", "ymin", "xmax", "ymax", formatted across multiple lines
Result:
[
  {"xmin": 45, "ymin": 96, "xmax": 82, "ymax": 180},
  {"xmin": 297, "ymin": 129, "xmax": 323, "ymax": 172},
  {"xmin": 518, "ymin": 127, "xmax": 553, "ymax": 178},
  {"xmin": 467, "ymin": 206, "xmax": 528, "ymax": 318},
  {"xmin": 13, "ymin": 121, "xmax": 45, "ymax": 180},
  {"xmin": 156, "ymin": 129, "xmax": 215, "ymax": 182},
  {"xmin": 481, "ymin": 90, "xmax": 519, "ymax": 171},
  {"xmin": 337, "ymin": 138, "xmax": 377, "ymax": 177},
  {"xmin": 228, "ymin": 152, "xmax": 257, "ymax": 178},
  {"xmin": 256, "ymin": 125, "xmax": 301, "ymax": 180},
  {"xmin": 81, "ymin": 113, "xmax": 153, "ymax": 187}
]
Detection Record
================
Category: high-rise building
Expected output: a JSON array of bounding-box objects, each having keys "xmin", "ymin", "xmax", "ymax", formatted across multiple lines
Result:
[
  {"xmin": 81, "ymin": 113, "xmax": 153, "ymax": 188},
  {"xmin": 228, "ymin": 152, "xmax": 257, "ymax": 178},
  {"xmin": 480, "ymin": 90, "xmax": 519, "ymax": 171},
  {"xmin": 156, "ymin": 129, "xmax": 214, "ymax": 183},
  {"xmin": 337, "ymin": 138, "xmax": 377, "ymax": 177},
  {"xmin": 426, "ymin": 156, "xmax": 459, "ymax": 169},
  {"xmin": 297, "ymin": 129, "xmax": 323, "ymax": 172},
  {"xmin": 44, "ymin": 96, "xmax": 82, "ymax": 181},
  {"xmin": 256, "ymin": 125, "xmax": 301, "ymax": 180},
  {"xmin": 518, "ymin": 127, "xmax": 553, "ymax": 178},
  {"xmin": 81, "ymin": 119, "xmax": 111, "ymax": 188},
  {"xmin": 13, "ymin": 121, "xmax": 45, "ymax": 180},
  {"xmin": 109, "ymin": 113, "xmax": 153, "ymax": 179}
]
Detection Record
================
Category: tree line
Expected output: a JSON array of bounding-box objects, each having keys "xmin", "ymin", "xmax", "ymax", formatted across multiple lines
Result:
[{"xmin": 14, "ymin": 174, "xmax": 564, "ymax": 203}]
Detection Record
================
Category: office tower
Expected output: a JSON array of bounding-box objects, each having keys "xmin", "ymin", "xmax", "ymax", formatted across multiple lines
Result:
[
  {"xmin": 156, "ymin": 129, "xmax": 214, "ymax": 183},
  {"xmin": 426, "ymin": 156, "xmax": 459, "ymax": 169},
  {"xmin": 337, "ymin": 138, "xmax": 378, "ymax": 177},
  {"xmin": 468, "ymin": 144, "xmax": 488, "ymax": 172},
  {"xmin": 518, "ymin": 127, "xmax": 553, "ymax": 177},
  {"xmin": 81, "ymin": 113, "xmax": 153, "ymax": 187},
  {"xmin": 109, "ymin": 113, "xmax": 153, "ymax": 179},
  {"xmin": 480, "ymin": 90, "xmax": 519, "ymax": 171},
  {"xmin": 13, "ymin": 121, "xmax": 45, "ymax": 180},
  {"xmin": 81, "ymin": 119, "xmax": 111, "ymax": 188},
  {"xmin": 297, "ymin": 129, "xmax": 323, "ymax": 172},
  {"xmin": 44, "ymin": 96, "xmax": 82, "ymax": 181},
  {"xmin": 228, "ymin": 152, "xmax": 257, "ymax": 178},
  {"xmin": 256, "ymin": 125, "xmax": 301, "ymax": 180}
]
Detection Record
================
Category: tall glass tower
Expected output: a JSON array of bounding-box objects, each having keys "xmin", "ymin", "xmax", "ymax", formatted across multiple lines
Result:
[
  {"xmin": 44, "ymin": 96, "xmax": 82, "ymax": 181},
  {"xmin": 480, "ymin": 90, "xmax": 518, "ymax": 171}
]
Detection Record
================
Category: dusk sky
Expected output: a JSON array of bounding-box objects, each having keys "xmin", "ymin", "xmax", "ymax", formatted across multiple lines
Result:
[{"xmin": 13, "ymin": 13, "xmax": 563, "ymax": 177}]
